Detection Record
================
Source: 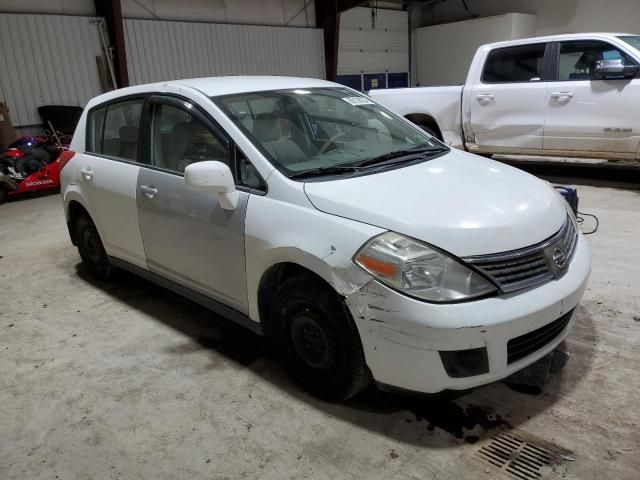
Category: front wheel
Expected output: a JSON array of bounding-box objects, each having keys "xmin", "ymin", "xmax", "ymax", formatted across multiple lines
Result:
[
  {"xmin": 271, "ymin": 275, "xmax": 372, "ymax": 401},
  {"xmin": 75, "ymin": 215, "xmax": 113, "ymax": 280}
]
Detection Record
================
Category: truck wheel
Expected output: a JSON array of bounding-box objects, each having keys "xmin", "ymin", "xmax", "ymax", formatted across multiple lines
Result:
[
  {"xmin": 76, "ymin": 214, "xmax": 113, "ymax": 280},
  {"xmin": 271, "ymin": 275, "xmax": 372, "ymax": 401},
  {"xmin": 0, "ymin": 186, "xmax": 7, "ymax": 205}
]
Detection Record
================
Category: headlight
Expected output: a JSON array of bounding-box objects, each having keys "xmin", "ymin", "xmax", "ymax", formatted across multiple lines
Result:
[{"xmin": 354, "ymin": 232, "xmax": 497, "ymax": 302}]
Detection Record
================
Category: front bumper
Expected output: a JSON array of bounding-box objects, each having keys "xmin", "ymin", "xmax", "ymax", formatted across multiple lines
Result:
[{"xmin": 345, "ymin": 234, "xmax": 591, "ymax": 394}]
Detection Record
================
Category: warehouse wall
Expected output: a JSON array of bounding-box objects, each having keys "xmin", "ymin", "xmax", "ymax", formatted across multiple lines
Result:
[
  {"xmin": 416, "ymin": 0, "xmax": 640, "ymax": 36},
  {"xmin": 122, "ymin": 0, "xmax": 316, "ymax": 27},
  {"xmin": 0, "ymin": 13, "xmax": 104, "ymax": 126},
  {"xmin": 124, "ymin": 19, "xmax": 324, "ymax": 85},
  {"xmin": 0, "ymin": 0, "xmax": 314, "ymax": 27},
  {"xmin": 415, "ymin": 13, "xmax": 536, "ymax": 86},
  {"xmin": 0, "ymin": 0, "xmax": 93, "ymax": 15},
  {"xmin": 0, "ymin": 2, "xmax": 321, "ymax": 127}
]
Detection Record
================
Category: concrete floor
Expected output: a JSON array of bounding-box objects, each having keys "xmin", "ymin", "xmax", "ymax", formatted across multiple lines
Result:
[{"xmin": 1, "ymin": 183, "xmax": 639, "ymax": 480}]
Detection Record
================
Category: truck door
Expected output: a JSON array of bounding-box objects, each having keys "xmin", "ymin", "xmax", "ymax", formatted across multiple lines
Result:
[
  {"xmin": 543, "ymin": 39, "xmax": 640, "ymax": 157},
  {"xmin": 469, "ymin": 42, "xmax": 550, "ymax": 152}
]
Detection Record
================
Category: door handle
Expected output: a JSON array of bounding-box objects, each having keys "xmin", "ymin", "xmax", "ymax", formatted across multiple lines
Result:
[
  {"xmin": 551, "ymin": 92, "xmax": 574, "ymax": 99},
  {"xmin": 80, "ymin": 168, "xmax": 93, "ymax": 179},
  {"xmin": 139, "ymin": 185, "xmax": 158, "ymax": 199},
  {"xmin": 476, "ymin": 93, "xmax": 494, "ymax": 100}
]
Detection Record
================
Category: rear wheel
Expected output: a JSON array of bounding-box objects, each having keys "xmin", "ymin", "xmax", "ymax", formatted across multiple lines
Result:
[
  {"xmin": 417, "ymin": 124, "xmax": 440, "ymax": 140},
  {"xmin": 0, "ymin": 185, "xmax": 7, "ymax": 205},
  {"xmin": 75, "ymin": 215, "xmax": 113, "ymax": 280},
  {"xmin": 271, "ymin": 275, "xmax": 372, "ymax": 401}
]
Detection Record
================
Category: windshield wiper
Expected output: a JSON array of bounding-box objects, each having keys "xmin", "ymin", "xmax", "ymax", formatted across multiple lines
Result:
[
  {"xmin": 288, "ymin": 165, "xmax": 365, "ymax": 180},
  {"xmin": 287, "ymin": 144, "xmax": 448, "ymax": 180},
  {"xmin": 353, "ymin": 144, "xmax": 448, "ymax": 168}
]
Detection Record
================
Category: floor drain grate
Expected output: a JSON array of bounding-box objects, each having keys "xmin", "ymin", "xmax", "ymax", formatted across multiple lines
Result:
[{"xmin": 476, "ymin": 432, "xmax": 553, "ymax": 480}]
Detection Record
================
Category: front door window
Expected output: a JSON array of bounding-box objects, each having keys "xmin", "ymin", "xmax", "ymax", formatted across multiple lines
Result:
[
  {"xmin": 150, "ymin": 103, "xmax": 229, "ymax": 173},
  {"xmin": 557, "ymin": 40, "xmax": 637, "ymax": 81}
]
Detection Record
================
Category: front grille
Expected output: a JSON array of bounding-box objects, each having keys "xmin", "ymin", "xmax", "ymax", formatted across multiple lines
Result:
[
  {"xmin": 465, "ymin": 215, "xmax": 578, "ymax": 293},
  {"xmin": 507, "ymin": 309, "xmax": 574, "ymax": 364}
]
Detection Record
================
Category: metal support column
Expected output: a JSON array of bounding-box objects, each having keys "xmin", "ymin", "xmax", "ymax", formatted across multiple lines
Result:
[{"xmin": 94, "ymin": 0, "xmax": 129, "ymax": 88}]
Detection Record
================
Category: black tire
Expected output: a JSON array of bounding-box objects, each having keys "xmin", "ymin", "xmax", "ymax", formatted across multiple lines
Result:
[
  {"xmin": 418, "ymin": 124, "xmax": 440, "ymax": 140},
  {"xmin": 75, "ymin": 215, "xmax": 113, "ymax": 280},
  {"xmin": 270, "ymin": 275, "xmax": 372, "ymax": 401},
  {"xmin": 0, "ymin": 185, "xmax": 7, "ymax": 205}
]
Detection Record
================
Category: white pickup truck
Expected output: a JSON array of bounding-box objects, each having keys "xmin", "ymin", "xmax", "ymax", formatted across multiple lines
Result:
[{"xmin": 370, "ymin": 33, "xmax": 640, "ymax": 160}]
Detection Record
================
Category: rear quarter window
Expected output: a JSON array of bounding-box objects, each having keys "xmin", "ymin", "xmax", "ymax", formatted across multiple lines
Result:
[{"xmin": 87, "ymin": 106, "xmax": 106, "ymax": 153}]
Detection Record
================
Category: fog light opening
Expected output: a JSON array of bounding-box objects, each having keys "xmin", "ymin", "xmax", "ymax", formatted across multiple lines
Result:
[{"xmin": 439, "ymin": 347, "xmax": 489, "ymax": 378}]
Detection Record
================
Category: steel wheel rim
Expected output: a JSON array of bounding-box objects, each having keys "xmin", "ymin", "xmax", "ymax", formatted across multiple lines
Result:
[
  {"xmin": 82, "ymin": 228, "xmax": 102, "ymax": 265},
  {"xmin": 290, "ymin": 311, "xmax": 331, "ymax": 369}
]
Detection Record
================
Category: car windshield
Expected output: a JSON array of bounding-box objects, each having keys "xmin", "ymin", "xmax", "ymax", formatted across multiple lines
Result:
[
  {"xmin": 619, "ymin": 35, "xmax": 640, "ymax": 52},
  {"xmin": 213, "ymin": 87, "xmax": 447, "ymax": 180}
]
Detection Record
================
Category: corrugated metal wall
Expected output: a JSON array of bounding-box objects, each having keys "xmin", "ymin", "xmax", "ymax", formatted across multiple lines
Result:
[
  {"xmin": 0, "ymin": 13, "xmax": 104, "ymax": 126},
  {"xmin": 338, "ymin": 7, "xmax": 408, "ymax": 75},
  {"xmin": 124, "ymin": 19, "xmax": 325, "ymax": 85}
]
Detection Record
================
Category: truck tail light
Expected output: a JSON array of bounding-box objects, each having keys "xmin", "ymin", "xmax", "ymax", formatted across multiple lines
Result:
[{"xmin": 58, "ymin": 150, "xmax": 75, "ymax": 171}]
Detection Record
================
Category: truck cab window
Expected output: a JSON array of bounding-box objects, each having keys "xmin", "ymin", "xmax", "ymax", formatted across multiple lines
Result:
[
  {"xmin": 482, "ymin": 43, "xmax": 547, "ymax": 83},
  {"xmin": 558, "ymin": 40, "xmax": 637, "ymax": 81}
]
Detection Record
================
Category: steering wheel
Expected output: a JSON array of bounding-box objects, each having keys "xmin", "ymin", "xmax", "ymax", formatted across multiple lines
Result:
[{"xmin": 318, "ymin": 132, "xmax": 346, "ymax": 155}]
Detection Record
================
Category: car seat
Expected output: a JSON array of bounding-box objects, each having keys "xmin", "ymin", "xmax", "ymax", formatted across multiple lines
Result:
[
  {"xmin": 570, "ymin": 51, "xmax": 602, "ymax": 80},
  {"xmin": 167, "ymin": 121, "xmax": 227, "ymax": 172},
  {"xmin": 252, "ymin": 113, "xmax": 307, "ymax": 166},
  {"xmin": 118, "ymin": 125, "xmax": 139, "ymax": 160}
]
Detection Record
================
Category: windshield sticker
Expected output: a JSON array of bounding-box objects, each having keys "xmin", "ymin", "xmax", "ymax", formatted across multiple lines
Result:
[{"xmin": 342, "ymin": 96, "xmax": 375, "ymax": 106}]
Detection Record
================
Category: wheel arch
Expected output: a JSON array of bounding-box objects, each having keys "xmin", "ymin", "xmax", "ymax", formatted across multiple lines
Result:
[
  {"xmin": 404, "ymin": 113, "xmax": 443, "ymax": 140},
  {"xmin": 256, "ymin": 258, "xmax": 365, "ymax": 337},
  {"xmin": 66, "ymin": 198, "xmax": 92, "ymax": 246}
]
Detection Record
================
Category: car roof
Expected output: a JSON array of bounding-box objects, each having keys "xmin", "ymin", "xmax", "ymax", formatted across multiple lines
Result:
[
  {"xmin": 176, "ymin": 76, "xmax": 337, "ymax": 96},
  {"xmin": 482, "ymin": 32, "xmax": 637, "ymax": 49},
  {"xmin": 87, "ymin": 76, "xmax": 340, "ymax": 107}
]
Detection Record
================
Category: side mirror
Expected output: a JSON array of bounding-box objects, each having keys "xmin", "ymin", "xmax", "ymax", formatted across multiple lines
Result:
[
  {"xmin": 184, "ymin": 161, "xmax": 238, "ymax": 210},
  {"xmin": 594, "ymin": 59, "xmax": 639, "ymax": 79}
]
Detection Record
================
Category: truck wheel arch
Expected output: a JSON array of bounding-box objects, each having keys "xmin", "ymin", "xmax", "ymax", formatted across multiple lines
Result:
[{"xmin": 404, "ymin": 113, "xmax": 443, "ymax": 141}]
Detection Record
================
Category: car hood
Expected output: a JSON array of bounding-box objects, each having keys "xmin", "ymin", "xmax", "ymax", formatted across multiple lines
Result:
[{"xmin": 303, "ymin": 150, "xmax": 567, "ymax": 257}]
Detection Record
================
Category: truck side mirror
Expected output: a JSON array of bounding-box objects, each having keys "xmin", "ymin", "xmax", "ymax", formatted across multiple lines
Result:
[{"xmin": 594, "ymin": 59, "xmax": 639, "ymax": 79}]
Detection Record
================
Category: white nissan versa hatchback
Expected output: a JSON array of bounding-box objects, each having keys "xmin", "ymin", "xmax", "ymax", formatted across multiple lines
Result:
[{"xmin": 60, "ymin": 76, "xmax": 591, "ymax": 400}]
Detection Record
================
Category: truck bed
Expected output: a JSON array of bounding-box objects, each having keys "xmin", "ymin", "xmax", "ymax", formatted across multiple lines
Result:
[{"xmin": 369, "ymin": 86, "xmax": 464, "ymax": 148}]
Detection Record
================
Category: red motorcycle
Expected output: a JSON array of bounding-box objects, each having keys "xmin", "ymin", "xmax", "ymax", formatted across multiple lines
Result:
[{"xmin": 0, "ymin": 135, "xmax": 69, "ymax": 204}]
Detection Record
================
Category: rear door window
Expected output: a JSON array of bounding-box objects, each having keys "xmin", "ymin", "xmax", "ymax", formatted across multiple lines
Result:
[
  {"xmin": 482, "ymin": 43, "xmax": 547, "ymax": 83},
  {"xmin": 87, "ymin": 98, "xmax": 144, "ymax": 161}
]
